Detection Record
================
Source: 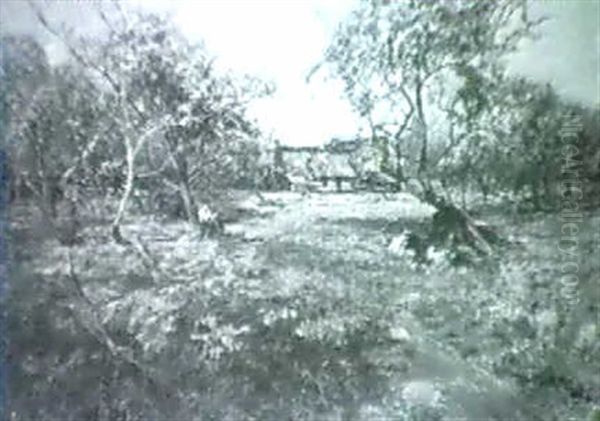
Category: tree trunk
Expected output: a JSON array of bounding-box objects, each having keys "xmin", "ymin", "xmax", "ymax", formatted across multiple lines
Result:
[
  {"xmin": 111, "ymin": 149, "xmax": 135, "ymax": 245},
  {"xmin": 408, "ymin": 179, "xmax": 502, "ymax": 264},
  {"xmin": 41, "ymin": 178, "xmax": 57, "ymax": 219},
  {"xmin": 394, "ymin": 142, "xmax": 406, "ymax": 186},
  {"xmin": 415, "ymin": 81, "xmax": 428, "ymax": 176},
  {"xmin": 179, "ymin": 178, "xmax": 198, "ymax": 225},
  {"xmin": 475, "ymin": 175, "xmax": 490, "ymax": 205}
]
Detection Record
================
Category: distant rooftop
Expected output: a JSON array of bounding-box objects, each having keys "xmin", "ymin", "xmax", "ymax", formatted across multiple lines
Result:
[{"xmin": 277, "ymin": 137, "xmax": 366, "ymax": 154}]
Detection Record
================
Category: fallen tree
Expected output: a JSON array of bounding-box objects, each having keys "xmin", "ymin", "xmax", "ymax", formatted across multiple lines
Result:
[{"xmin": 395, "ymin": 178, "xmax": 504, "ymax": 265}]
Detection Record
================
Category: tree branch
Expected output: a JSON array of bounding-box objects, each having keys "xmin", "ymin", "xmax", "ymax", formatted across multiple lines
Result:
[{"xmin": 28, "ymin": 0, "xmax": 146, "ymax": 121}]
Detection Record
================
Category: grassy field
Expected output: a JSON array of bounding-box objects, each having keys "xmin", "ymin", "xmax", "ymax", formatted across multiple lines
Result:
[{"xmin": 7, "ymin": 192, "xmax": 600, "ymax": 420}]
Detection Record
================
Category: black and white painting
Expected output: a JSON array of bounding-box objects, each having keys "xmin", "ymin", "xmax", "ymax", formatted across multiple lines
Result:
[{"xmin": 1, "ymin": 1, "xmax": 598, "ymax": 419}]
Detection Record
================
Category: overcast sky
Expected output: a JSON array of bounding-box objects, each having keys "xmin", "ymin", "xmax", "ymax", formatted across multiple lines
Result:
[{"xmin": 1, "ymin": 0, "xmax": 598, "ymax": 146}]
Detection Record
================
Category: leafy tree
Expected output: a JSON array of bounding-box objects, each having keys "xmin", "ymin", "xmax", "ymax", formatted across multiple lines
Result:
[
  {"xmin": 320, "ymin": 0, "xmax": 545, "ymax": 257},
  {"xmin": 1, "ymin": 36, "xmax": 116, "ymax": 243},
  {"xmin": 457, "ymin": 77, "xmax": 600, "ymax": 211},
  {"xmin": 31, "ymin": 5, "xmax": 271, "ymax": 240},
  {"xmin": 1, "ymin": 35, "xmax": 50, "ymax": 201}
]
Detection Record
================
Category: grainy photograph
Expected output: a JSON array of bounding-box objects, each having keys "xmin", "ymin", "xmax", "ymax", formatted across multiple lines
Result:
[{"xmin": 0, "ymin": 0, "xmax": 598, "ymax": 420}]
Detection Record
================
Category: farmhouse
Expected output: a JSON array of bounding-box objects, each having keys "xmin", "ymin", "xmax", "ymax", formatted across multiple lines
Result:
[{"xmin": 273, "ymin": 138, "xmax": 390, "ymax": 192}]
